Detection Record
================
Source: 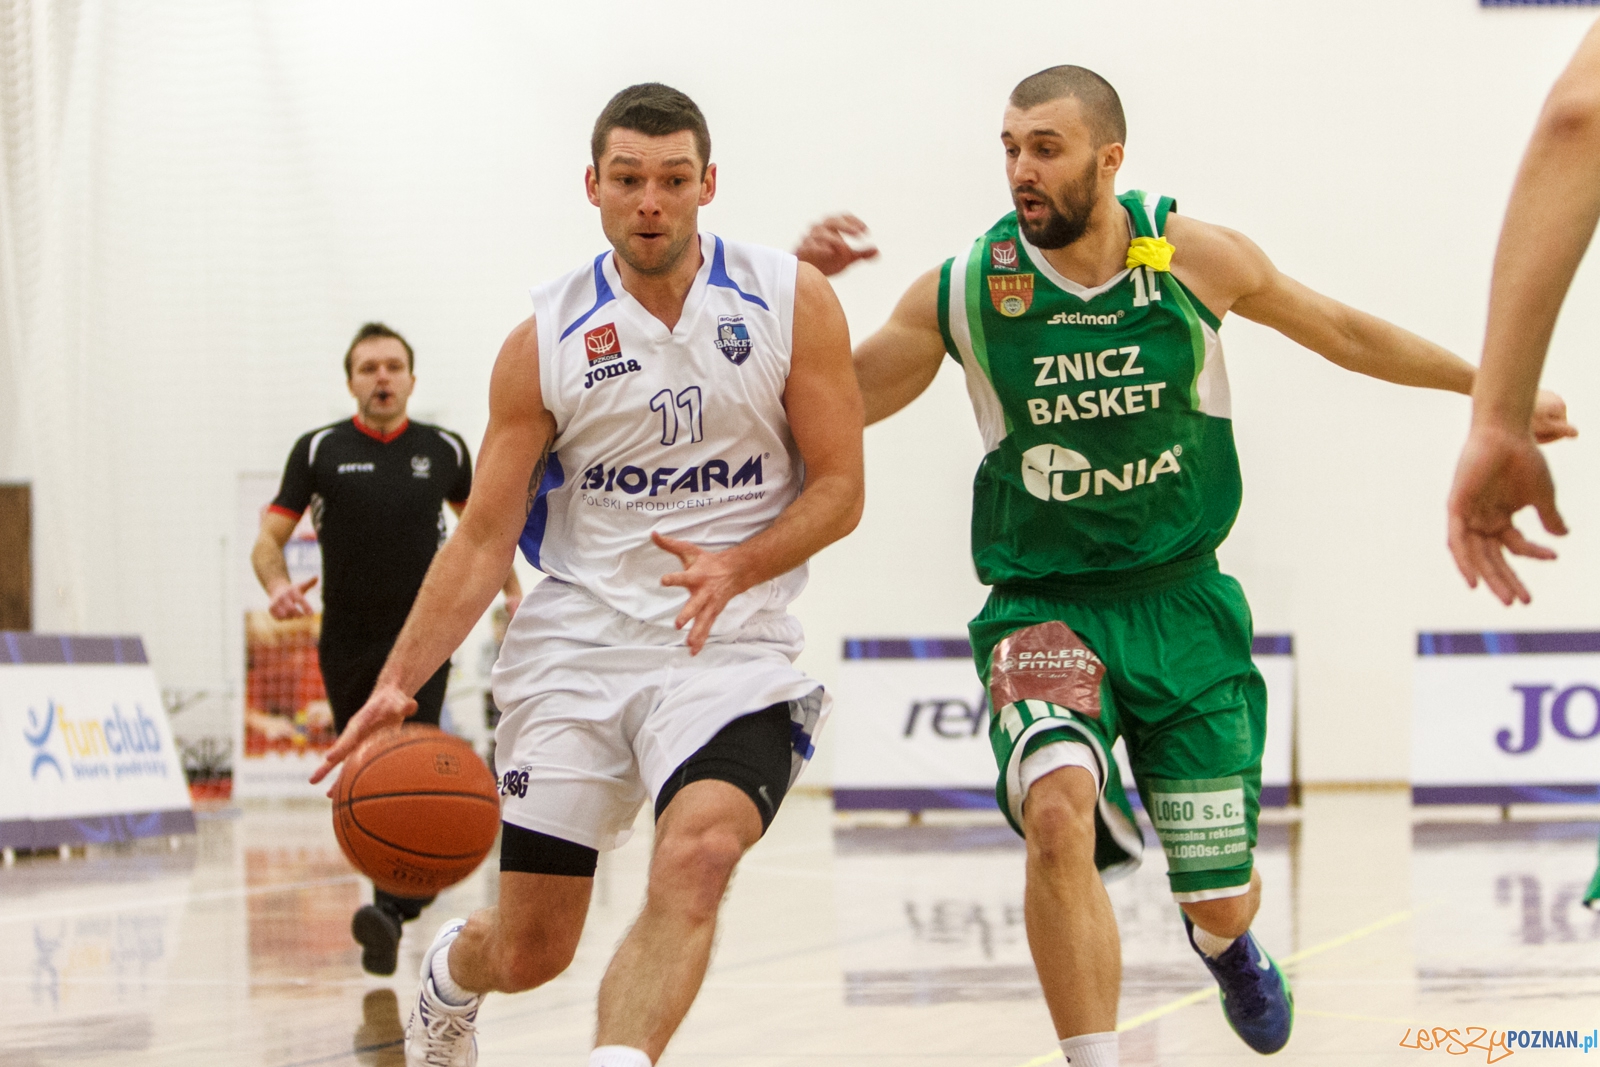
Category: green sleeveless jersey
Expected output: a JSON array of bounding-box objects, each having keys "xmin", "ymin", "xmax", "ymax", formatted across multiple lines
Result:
[{"xmin": 937, "ymin": 190, "xmax": 1242, "ymax": 587}]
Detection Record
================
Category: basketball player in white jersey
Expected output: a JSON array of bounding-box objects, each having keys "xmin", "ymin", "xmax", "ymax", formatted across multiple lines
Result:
[{"xmin": 309, "ymin": 83, "xmax": 863, "ymax": 1067}]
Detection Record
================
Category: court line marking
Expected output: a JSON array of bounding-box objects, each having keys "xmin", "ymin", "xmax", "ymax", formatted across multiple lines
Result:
[
  {"xmin": 0, "ymin": 873, "xmax": 362, "ymax": 925},
  {"xmin": 1004, "ymin": 903, "xmax": 1425, "ymax": 1067}
]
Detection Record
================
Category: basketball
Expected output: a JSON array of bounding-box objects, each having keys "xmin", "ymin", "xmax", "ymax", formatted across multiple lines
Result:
[{"xmin": 331, "ymin": 725, "xmax": 501, "ymax": 898}]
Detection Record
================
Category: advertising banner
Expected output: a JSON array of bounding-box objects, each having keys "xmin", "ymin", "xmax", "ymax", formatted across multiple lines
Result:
[
  {"xmin": 1414, "ymin": 631, "xmax": 1600, "ymax": 804},
  {"xmin": 236, "ymin": 472, "xmax": 330, "ymax": 798},
  {"xmin": 833, "ymin": 635, "xmax": 1295, "ymax": 811},
  {"xmin": 0, "ymin": 633, "xmax": 194, "ymax": 849}
]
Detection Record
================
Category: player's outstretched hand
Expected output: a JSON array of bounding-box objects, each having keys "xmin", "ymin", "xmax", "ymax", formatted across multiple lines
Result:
[
  {"xmin": 309, "ymin": 684, "xmax": 414, "ymax": 787},
  {"xmin": 654, "ymin": 530, "xmax": 745, "ymax": 655},
  {"xmin": 1447, "ymin": 424, "xmax": 1567, "ymax": 606},
  {"xmin": 1531, "ymin": 389, "xmax": 1579, "ymax": 444},
  {"xmin": 268, "ymin": 576, "xmax": 318, "ymax": 620},
  {"xmin": 794, "ymin": 214, "xmax": 879, "ymax": 277}
]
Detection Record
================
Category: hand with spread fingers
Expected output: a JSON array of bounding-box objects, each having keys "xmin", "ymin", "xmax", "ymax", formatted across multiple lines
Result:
[
  {"xmin": 1448, "ymin": 423, "xmax": 1568, "ymax": 606},
  {"xmin": 794, "ymin": 214, "xmax": 878, "ymax": 278},
  {"xmin": 309, "ymin": 683, "xmax": 414, "ymax": 786},
  {"xmin": 653, "ymin": 530, "xmax": 749, "ymax": 655}
]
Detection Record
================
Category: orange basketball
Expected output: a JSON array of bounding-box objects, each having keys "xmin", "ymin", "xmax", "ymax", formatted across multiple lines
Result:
[{"xmin": 331, "ymin": 726, "xmax": 501, "ymax": 897}]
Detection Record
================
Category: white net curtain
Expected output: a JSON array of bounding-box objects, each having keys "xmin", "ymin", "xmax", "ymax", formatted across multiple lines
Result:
[{"xmin": 0, "ymin": 2, "xmax": 572, "ymax": 745}]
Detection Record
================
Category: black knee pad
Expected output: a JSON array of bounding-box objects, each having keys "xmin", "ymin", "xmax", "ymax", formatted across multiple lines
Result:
[
  {"xmin": 654, "ymin": 703, "xmax": 793, "ymax": 833},
  {"xmin": 499, "ymin": 822, "xmax": 598, "ymax": 877}
]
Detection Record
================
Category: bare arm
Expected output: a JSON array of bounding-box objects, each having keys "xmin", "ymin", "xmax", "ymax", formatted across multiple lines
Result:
[
  {"xmin": 1166, "ymin": 213, "xmax": 1575, "ymax": 440},
  {"xmin": 450, "ymin": 499, "xmax": 524, "ymax": 614},
  {"xmin": 653, "ymin": 263, "xmax": 865, "ymax": 651},
  {"xmin": 1476, "ymin": 20, "xmax": 1600, "ymax": 432},
  {"xmin": 312, "ymin": 317, "xmax": 555, "ymax": 782},
  {"xmin": 251, "ymin": 511, "xmax": 318, "ymax": 619},
  {"xmin": 1168, "ymin": 213, "xmax": 1477, "ymax": 391},
  {"xmin": 851, "ymin": 267, "xmax": 948, "ymax": 425},
  {"xmin": 1447, "ymin": 19, "xmax": 1600, "ymax": 603}
]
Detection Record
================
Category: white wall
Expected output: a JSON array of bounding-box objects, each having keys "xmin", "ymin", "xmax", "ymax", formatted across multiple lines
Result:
[{"xmin": 5, "ymin": 0, "xmax": 1600, "ymax": 782}]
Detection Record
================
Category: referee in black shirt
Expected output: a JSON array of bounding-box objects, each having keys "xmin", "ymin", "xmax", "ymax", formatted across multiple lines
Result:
[{"xmin": 251, "ymin": 321, "xmax": 520, "ymax": 976}]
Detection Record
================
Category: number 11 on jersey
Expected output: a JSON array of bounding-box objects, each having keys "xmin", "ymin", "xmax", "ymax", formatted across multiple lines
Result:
[{"xmin": 651, "ymin": 387, "xmax": 704, "ymax": 446}]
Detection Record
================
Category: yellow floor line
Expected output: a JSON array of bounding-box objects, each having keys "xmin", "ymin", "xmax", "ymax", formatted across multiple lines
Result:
[{"xmin": 1005, "ymin": 904, "xmax": 1426, "ymax": 1067}]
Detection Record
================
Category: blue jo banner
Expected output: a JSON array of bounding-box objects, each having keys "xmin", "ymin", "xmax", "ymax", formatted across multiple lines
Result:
[
  {"xmin": 832, "ymin": 635, "xmax": 1295, "ymax": 811},
  {"xmin": 0, "ymin": 634, "xmax": 194, "ymax": 849},
  {"xmin": 1414, "ymin": 631, "xmax": 1600, "ymax": 804}
]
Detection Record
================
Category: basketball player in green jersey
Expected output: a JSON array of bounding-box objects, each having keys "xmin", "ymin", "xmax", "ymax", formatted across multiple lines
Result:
[{"xmin": 799, "ymin": 66, "xmax": 1576, "ymax": 1065}]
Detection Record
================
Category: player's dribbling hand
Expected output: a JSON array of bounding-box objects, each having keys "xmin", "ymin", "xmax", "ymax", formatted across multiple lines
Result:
[
  {"xmin": 268, "ymin": 576, "xmax": 318, "ymax": 620},
  {"xmin": 794, "ymin": 214, "xmax": 879, "ymax": 277},
  {"xmin": 1531, "ymin": 389, "xmax": 1579, "ymax": 444},
  {"xmin": 309, "ymin": 684, "xmax": 414, "ymax": 787},
  {"xmin": 1447, "ymin": 423, "xmax": 1567, "ymax": 606},
  {"xmin": 653, "ymin": 530, "xmax": 745, "ymax": 655}
]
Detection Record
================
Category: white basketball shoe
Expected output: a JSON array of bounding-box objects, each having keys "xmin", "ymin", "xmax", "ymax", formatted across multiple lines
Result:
[{"xmin": 405, "ymin": 919, "xmax": 482, "ymax": 1067}]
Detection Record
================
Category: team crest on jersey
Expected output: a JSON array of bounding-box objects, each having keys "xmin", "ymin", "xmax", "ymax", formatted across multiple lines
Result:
[
  {"xmin": 410, "ymin": 455, "xmax": 431, "ymax": 478},
  {"xmin": 584, "ymin": 323, "xmax": 622, "ymax": 364},
  {"xmin": 989, "ymin": 273, "xmax": 1034, "ymax": 317},
  {"xmin": 714, "ymin": 315, "xmax": 753, "ymax": 366},
  {"xmin": 990, "ymin": 240, "xmax": 1019, "ymax": 271}
]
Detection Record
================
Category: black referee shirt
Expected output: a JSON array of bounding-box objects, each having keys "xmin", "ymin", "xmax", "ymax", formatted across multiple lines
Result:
[{"xmin": 270, "ymin": 417, "xmax": 472, "ymax": 642}]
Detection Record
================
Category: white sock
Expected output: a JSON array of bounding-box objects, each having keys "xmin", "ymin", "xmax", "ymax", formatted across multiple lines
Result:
[
  {"xmin": 430, "ymin": 941, "xmax": 476, "ymax": 1006},
  {"xmin": 1191, "ymin": 924, "xmax": 1239, "ymax": 959},
  {"xmin": 590, "ymin": 1046, "xmax": 652, "ymax": 1067},
  {"xmin": 1059, "ymin": 1031, "xmax": 1118, "ymax": 1067}
]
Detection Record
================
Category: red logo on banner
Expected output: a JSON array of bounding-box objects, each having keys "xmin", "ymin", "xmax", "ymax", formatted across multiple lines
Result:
[{"xmin": 584, "ymin": 324, "xmax": 622, "ymax": 364}]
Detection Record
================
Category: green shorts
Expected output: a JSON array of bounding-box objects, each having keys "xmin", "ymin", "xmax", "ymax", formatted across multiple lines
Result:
[{"xmin": 970, "ymin": 553, "xmax": 1266, "ymax": 901}]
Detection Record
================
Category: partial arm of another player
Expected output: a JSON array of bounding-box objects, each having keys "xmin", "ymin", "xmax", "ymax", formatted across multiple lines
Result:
[
  {"xmin": 251, "ymin": 511, "xmax": 318, "ymax": 619},
  {"xmin": 652, "ymin": 264, "xmax": 865, "ymax": 652},
  {"xmin": 1447, "ymin": 19, "xmax": 1600, "ymax": 604},
  {"xmin": 450, "ymin": 499, "xmax": 525, "ymax": 616},
  {"xmin": 1165, "ymin": 214, "xmax": 1577, "ymax": 443},
  {"xmin": 311, "ymin": 319, "xmax": 555, "ymax": 783}
]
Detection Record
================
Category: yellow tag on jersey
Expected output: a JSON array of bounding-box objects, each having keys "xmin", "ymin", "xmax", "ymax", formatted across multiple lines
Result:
[{"xmin": 1126, "ymin": 236, "xmax": 1174, "ymax": 273}]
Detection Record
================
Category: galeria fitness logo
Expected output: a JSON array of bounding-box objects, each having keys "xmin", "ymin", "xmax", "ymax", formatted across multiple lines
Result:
[
  {"xmin": 24, "ymin": 699, "xmax": 168, "ymax": 782},
  {"xmin": 1399, "ymin": 1025, "xmax": 1599, "ymax": 1060}
]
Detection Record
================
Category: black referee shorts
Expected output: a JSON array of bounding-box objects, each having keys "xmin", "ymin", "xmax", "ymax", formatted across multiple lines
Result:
[{"xmin": 318, "ymin": 632, "xmax": 450, "ymax": 735}]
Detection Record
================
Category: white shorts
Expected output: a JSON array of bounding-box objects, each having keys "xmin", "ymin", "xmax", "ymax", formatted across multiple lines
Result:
[{"xmin": 490, "ymin": 578, "xmax": 828, "ymax": 851}]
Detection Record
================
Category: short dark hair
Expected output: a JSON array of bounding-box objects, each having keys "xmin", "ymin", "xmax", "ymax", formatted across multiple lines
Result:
[
  {"xmin": 590, "ymin": 83, "xmax": 711, "ymax": 173},
  {"xmin": 343, "ymin": 322, "xmax": 414, "ymax": 379},
  {"xmin": 1010, "ymin": 65, "xmax": 1126, "ymax": 147}
]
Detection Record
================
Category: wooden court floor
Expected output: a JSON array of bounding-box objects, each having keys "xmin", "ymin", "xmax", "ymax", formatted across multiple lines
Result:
[{"xmin": 2, "ymin": 791, "xmax": 1597, "ymax": 1065}]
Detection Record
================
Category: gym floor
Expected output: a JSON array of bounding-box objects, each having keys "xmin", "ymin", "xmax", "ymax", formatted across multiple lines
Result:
[{"xmin": 1, "ymin": 792, "xmax": 1596, "ymax": 1066}]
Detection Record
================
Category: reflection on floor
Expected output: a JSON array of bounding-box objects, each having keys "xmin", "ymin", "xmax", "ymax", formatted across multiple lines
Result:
[{"xmin": 1, "ymin": 791, "xmax": 1596, "ymax": 1065}]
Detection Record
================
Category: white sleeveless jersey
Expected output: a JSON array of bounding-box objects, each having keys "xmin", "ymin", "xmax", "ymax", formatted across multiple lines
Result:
[{"xmin": 519, "ymin": 234, "xmax": 805, "ymax": 635}]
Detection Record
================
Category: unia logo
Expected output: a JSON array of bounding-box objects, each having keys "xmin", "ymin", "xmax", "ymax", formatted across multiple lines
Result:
[{"xmin": 1021, "ymin": 442, "xmax": 1182, "ymax": 502}]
